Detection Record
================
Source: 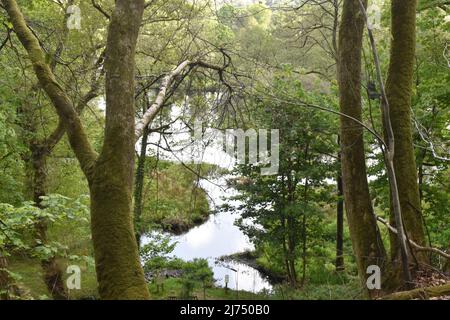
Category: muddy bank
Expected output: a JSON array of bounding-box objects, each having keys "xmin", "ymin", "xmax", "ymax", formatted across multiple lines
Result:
[
  {"xmin": 160, "ymin": 210, "xmax": 211, "ymax": 235},
  {"xmin": 219, "ymin": 251, "xmax": 285, "ymax": 284}
]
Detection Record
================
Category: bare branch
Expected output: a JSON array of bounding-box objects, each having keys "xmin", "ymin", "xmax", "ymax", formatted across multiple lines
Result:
[
  {"xmin": 91, "ymin": 0, "xmax": 110, "ymax": 20},
  {"xmin": 135, "ymin": 57, "xmax": 231, "ymax": 140},
  {"xmin": 377, "ymin": 216, "xmax": 450, "ymax": 260}
]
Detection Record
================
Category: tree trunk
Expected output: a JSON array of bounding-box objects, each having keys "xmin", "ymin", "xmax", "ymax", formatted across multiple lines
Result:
[
  {"xmin": 134, "ymin": 121, "xmax": 150, "ymax": 248},
  {"xmin": 335, "ymin": 147, "xmax": 345, "ymax": 272},
  {"xmin": 286, "ymin": 210, "xmax": 297, "ymax": 287},
  {"xmin": 0, "ymin": 254, "xmax": 15, "ymax": 300},
  {"xmin": 30, "ymin": 144, "xmax": 67, "ymax": 300},
  {"xmin": 280, "ymin": 215, "xmax": 293, "ymax": 285},
  {"xmin": 300, "ymin": 214, "xmax": 307, "ymax": 286},
  {"xmin": 385, "ymin": 0, "xmax": 428, "ymax": 266},
  {"xmin": 89, "ymin": 0, "xmax": 149, "ymax": 299},
  {"xmin": 337, "ymin": 0, "xmax": 387, "ymax": 297},
  {"xmin": 2, "ymin": 0, "xmax": 150, "ymax": 299},
  {"xmin": 445, "ymin": 242, "xmax": 450, "ymax": 274}
]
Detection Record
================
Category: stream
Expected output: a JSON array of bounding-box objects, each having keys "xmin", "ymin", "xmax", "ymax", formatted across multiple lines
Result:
[{"xmin": 141, "ymin": 178, "xmax": 273, "ymax": 293}]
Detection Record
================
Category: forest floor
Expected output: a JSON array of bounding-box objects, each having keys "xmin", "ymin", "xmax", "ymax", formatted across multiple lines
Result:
[
  {"xmin": 9, "ymin": 256, "xmax": 98, "ymax": 300},
  {"xmin": 9, "ymin": 256, "xmax": 268, "ymax": 300},
  {"xmin": 9, "ymin": 255, "xmax": 366, "ymax": 300}
]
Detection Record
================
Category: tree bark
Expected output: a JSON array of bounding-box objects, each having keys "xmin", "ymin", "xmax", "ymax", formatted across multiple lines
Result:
[
  {"xmin": 335, "ymin": 143, "xmax": 345, "ymax": 272},
  {"xmin": 3, "ymin": 0, "xmax": 150, "ymax": 299},
  {"xmin": 134, "ymin": 123, "xmax": 150, "ymax": 248},
  {"xmin": 30, "ymin": 144, "xmax": 67, "ymax": 300},
  {"xmin": 89, "ymin": 0, "xmax": 149, "ymax": 299},
  {"xmin": 0, "ymin": 253, "xmax": 18, "ymax": 300},
  {"xmin": 337, "ymin": 0, "xmax": 386, "ymax": 297},
  {"xmin": 445, "ymin": 242, "xmax": 450, "ymax": 273},
  {"xmin": 385, "ymin": 0, "xmax": 428, "ymax": 265}
]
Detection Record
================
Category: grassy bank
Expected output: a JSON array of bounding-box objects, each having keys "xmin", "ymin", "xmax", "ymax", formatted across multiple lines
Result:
[
  {"xmin": 140, "ymin": 160, "xmax": 216, "ymax": 234},
  {"xmin": 148, "ymin": 277, "xmax": 269, "ymax": 300}
]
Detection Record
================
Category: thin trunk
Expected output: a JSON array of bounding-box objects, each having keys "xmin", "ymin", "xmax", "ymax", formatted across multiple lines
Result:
[
  {"xmin": 335, "ymin": 144, "xmax": 345, "ymax": 272},
  {"xmin": 286, "ymin": 171, "xmax": 297, "ymax": 287},
  {"xmin": 300, "ymin": 214, "xmax": 307, "ymax": 286},
  {"xmin": 385, "ymin": 0, "xmax": 428, "ymax": 265},
  {"xmin": 280, "ymin": 215, "xmax": 292, "ymax": 285},
  {"xmin": 287, "ymin": 217, "xmax": 297, "ymax": 287},
  {"xmin": 418, "ymin": 150, "xmax": 425, "ymax": 203},
  {"xmin": 30, "ymin": 144, "xmax": 67, "ymax": 300},
  {"xmin": 0, "ymin": 254, "xmax": 19, "ymax": 300},
  {"xmin": 300, "ymin": 147, "xmax": 310, "ymax": 286},
  {"xmin": 134, "ymin": 124, "xmax": 150, "ymax": 248},
  {"xmin": 445, "ymin": 242, "xmax": 450, "ymax": 273},
  {"xmin": 358, "ymin": 0, "xmax": 414, "ymax": 289},
  {"xmin": 337, "ymin": 0, "xmax": 387, "ymax": 297},
  {"xmin": 89, "ymin": 0, "xmax": 149, "ymax": 299},
  {"xmin": 282, "ymin": 236, "xmax": 292, "ymax": 284}
]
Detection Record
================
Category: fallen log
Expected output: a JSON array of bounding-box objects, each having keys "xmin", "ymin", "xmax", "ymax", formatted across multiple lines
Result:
[{"xmin": 382, "ymin": 283, "xmax": 450, "ymax": 300}]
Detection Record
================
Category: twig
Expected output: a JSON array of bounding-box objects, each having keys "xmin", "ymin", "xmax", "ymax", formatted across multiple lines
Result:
[{"xmin": 376, "ymin": 216, "xmax": 450, "ymax": 260}]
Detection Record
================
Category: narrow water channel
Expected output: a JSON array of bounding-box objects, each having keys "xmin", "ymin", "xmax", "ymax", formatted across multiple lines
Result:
[{"xmin": 141, "ymin": 178, "xmax": 273, "ymax": 293}]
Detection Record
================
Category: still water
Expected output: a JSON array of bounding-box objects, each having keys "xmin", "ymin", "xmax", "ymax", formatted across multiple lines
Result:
[{"xmin": 141, "ymin": 178, "xmax": 273, "ymax": 293}]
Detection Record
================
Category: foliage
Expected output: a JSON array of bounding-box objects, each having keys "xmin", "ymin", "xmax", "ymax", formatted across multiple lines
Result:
[
  {"xmin": 0, "ymin": 194, "xmax": 90, "ymax": 271},
  {"xmin": 140, "ymin": 160, "xmax": 212, "ymax": 234}
]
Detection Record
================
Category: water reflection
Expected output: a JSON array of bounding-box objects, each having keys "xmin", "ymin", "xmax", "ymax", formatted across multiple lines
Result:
[{"xmin": 141, "ymin": 179, "xmax": 272, "ymax": 293}]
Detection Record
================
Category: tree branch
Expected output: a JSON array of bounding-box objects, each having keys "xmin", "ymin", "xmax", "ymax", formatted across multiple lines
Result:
[
  {"xmin": 135, "ymin": 58, "xmax": 231, "ymax": 140},
  {"xmin": 376, "ymin": 216, "xmax": 450, "ymax": 260},
  {"xmin": 91, "ymin": 0, "xmax": 110, "ymax": 20},
  {"xmin": 44, "ymin": 50, "xmax": 106, "ymax": 152},
  {"xmin": 2, "ymin": 0, "xmax": 98, "ymax": 178}
]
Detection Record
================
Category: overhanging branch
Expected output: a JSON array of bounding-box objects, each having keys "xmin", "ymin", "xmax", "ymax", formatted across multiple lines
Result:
[{"xmin": 134, "ymin": 58, "xmax": 231, "ymax": 140}]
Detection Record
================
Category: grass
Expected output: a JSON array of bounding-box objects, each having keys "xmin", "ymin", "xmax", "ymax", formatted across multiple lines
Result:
[
  {"xmin": 9, "ymin": 256, "xmax": 365, "ymax": 300},
  {"xmin": 148, "ymin": 278, "xmax": 269, "ymax": 300},
  {"xmin": 8, "ymin": 255, "xmax": 98, "ymax": 300},
  {"xmin": 140, "ymin": 162, "xmax": 212, "ymax": 234}
]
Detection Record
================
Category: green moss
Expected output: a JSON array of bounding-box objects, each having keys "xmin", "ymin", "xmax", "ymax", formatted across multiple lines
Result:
[
  {"xmin": 140, "ymin": 161, "xmax": 213, "ymax": 234},
  {"xmin": 9, "ymin": 256, "xmax": 99, "ymax": 300}
]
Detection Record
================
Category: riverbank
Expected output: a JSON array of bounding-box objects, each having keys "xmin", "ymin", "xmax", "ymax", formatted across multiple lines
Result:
[
  {"xmin": 140, "ymin": 161, "xmax": 213, "ymax": 235},
  {"xmin": 148, "ymin": 277, "xmax": 270, "ymax": 300},
  {"xmin": 220, "ymin": 251, "xmax": 285, "ymax": 284},
  {"xmin": 158, "ymin": 201, "xmax": 210, "ymax": 235}
]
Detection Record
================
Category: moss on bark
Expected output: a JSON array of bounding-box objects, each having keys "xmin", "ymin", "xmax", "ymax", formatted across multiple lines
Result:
[
  {"xmin": 385, "ymin": 0, "xmax": 428, "ymax": 265},
  {"xmin": 337, "ymin": 0, "xmax": 387, "ymax": 298},
  {"xmin": 4, "ymin": 0, "xmax": 150, "ymax": 299}
]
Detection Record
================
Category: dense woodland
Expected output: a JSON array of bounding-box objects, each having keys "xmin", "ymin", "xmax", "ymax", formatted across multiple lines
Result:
[{"xmin": 0, "ymin": 0, "xmax": 449, "ymax": 300}]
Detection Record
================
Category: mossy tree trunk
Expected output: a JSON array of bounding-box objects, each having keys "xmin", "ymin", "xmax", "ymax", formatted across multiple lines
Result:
[
  {"xmin": 18, "ymin": 98, "xmax": 68, "ymax": 299},
  {"xmin": 337, "ymin": 0, "xmax": 387, "ymax": 297},
  {"xmin": 30, "ymin": 144, "xmax": 67, "ymax": 300},
  {"xmin": 382, "ymin": 283, "xmax": 450, "ymax": 300},
  {"xmin": 0, "ymin": 253, "xmax": 18, "ymax": 300},
  {"xmin": 88, "ymin": 0, "xmax": 149, "ymax": 299},
  {"xmin": 385, "ymin": 0, "xmax": 428, "ymax": 266},
  {"xmin": 3, "ymin": 0, "xmax": 150, "ymax": 299},
  {"xmin": 445, "ymin": 242, "xmax": 450, "ymax": 273}
]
